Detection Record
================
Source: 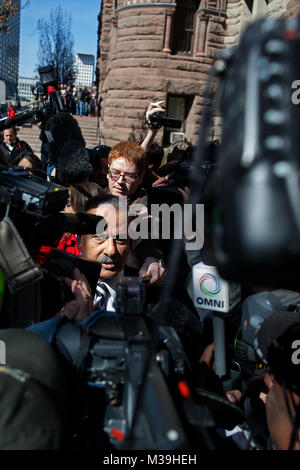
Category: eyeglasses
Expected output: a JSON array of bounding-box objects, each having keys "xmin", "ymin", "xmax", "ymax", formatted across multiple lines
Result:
[{"xmin": 108, "ymin": 169, "xmax": 138, "ymax": 183}]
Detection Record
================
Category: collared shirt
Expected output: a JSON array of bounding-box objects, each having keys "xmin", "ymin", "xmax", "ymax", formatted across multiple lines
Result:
[
  {"xmin": 0, "ymin": 139, "xmax": 33, "ymax": 162},
  {"xmin": 6, "ymin": 143, "xmax": 14, "ymax": 152},
  {"xmin": 93, "ymin": 271, "xmax": 124, "ymax": 312}
]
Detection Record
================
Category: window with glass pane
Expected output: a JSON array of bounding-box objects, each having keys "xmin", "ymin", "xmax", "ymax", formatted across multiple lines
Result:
[
  {"xmin": 172, "ymin": 0, "xmax": 198, "ymax": 54},
  {"xmin": 168, "ymin": 96, "xmax": 185, "ymax": 123},
  {"xmin": 163, "ymin": 94, "xmax": 194, "ymax": 146}
]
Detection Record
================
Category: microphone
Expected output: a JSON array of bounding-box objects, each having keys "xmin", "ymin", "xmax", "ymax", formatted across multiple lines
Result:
[
  {"xmin": 192, "ymin": 262, "xmax": 241, "ymax": 313},
  {"xmin": 0, "ymin": 111, "xmax": 37, "ymax": 132},
  {"xmin": 44, "ymin": 113, "xmax": 93, "ymax": 185},
  {"xmin": 192, "ymin": 262, "xmax": 241, "ymax": 379}
]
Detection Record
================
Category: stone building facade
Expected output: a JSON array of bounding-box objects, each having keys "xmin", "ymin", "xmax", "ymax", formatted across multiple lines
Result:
[{"xmin": 97, "ymin": 0, "xmax": 300, "ymax": 148}]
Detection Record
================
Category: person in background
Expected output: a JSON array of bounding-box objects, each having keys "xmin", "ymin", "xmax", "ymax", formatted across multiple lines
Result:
[
  {"xmin": 88, "ymin": 145, "xmax": 111, "ymax": 191},
  {"xmin": 87, "ymin": 101, "xmax": 165, "ymax": 192},
  {"xmin": 7, "ymin": 102, "xmax": 16, "ymax": 120},
  {"xmin": 59, "ymin": 84, "xmax": 67, "ymax": 110},
  {"xmin": 90, "ymin": 86, "xmax": 98, "ymax": 117},
  {"xmin": 74, "ymin": 86, "xmax": 83, "ymax": 117},
  {"xmin": 82, "ymin": 86, "xmax": 90, "ymax": 117},
  {"xmin": 10, "ymin": 152, "xmax": 43, "ymax": 175},
  {"xmin": 143, "ymin": 142, "xmax": 164, "ymax": 189},
  {"xmin": 161, "ymin": 140, "xmax": 194, "ymax": 167},
  {"xmin": 256, "ymin": 312, "xmax": 300, "ymax": 450},
  {"xmin": 69, "ymin": 181, "xmax": 104, "ymax": 213},
  {"xmin": 147, "ymin": 142, "xmax": 164, "ymax": 178},
  {"xmin": 57, "ymin": 182, "xmax": 103, "ymax": 256},
  {"xmin": 0, "ymin": 127, "xmax": 33, "ymax": 163},
  {"xmin": 65, "ymin": 85, "xmax": 73, "ymax": 114},
  {"xmin": 0, "ymin": 147, "xmax": 9, "ymax": 167}
]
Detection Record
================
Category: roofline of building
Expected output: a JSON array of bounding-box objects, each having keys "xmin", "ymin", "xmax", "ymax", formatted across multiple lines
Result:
[
  {"xmin": 76, "ymin": 53, "xmax": 95, "ymax": 58},
  {"xmin": 18, "ymin": 77, "xmax": 38, "ymax": 80}
]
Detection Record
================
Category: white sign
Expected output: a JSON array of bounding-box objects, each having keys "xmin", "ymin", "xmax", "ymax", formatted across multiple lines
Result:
[{"xmin": 193, "ymin": 262, "xmax": 241, "ymax": 313}]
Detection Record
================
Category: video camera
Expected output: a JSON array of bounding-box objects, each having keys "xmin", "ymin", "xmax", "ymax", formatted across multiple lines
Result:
[
  {"xmin": 209, "ymin": 15, "xmax": 300, "ymax": 289},
  {"xmin": 0, "ymin": 65, "xmax": 64, "ymax": 133},
  {"xmin": 149, "ymin": 112, "xmax": 182, "ymax": 130},
  {"xmin": 155, "ymin": 139, "xmax": 219, "ymax": 192},
  {"xmin": 235, "ymin": 289, "xmax": 300, "ymax": 371},
  {"xmin": 52, "ymin": 278, "xmax": 244, "ymax": 450},
  {"xmin": 158, "ymin": 160, "xmax": 217, "ymax": 190},
  {"xmin": 54, "ymin": 279, "xmax": 189, "ymax": 449},
  {"xmin": 0, "ymin": 163, "xmax": 105, "ymax": 328}
]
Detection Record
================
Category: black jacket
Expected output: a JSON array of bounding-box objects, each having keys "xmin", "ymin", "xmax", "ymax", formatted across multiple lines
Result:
[{"xmin": 0, "ymin": 139, "xmax": 33, "ymax": 163}]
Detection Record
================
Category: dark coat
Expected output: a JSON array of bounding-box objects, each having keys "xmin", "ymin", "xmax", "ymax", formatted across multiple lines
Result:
[{"xmin": 0, "ymin": 139, "xmax": 33, "ymax": 163}]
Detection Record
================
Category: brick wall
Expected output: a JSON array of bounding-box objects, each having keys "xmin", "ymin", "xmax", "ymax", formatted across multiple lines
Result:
[{"xmin": 97, "ymin": 0, "xmax": 300, "ymax": 147}]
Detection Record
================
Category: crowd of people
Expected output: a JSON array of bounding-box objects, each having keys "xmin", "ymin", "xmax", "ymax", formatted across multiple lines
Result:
[
  {"xmin": 2, "ymin": 83, "xmax": 99, "ymax": 121},
  {"xmin": 0, "ymin": 98, "xmax": 299, "ymax": 452},
  {"xmin": 56, "ymin": 83, "xmax": 99, "ymax": 117}
]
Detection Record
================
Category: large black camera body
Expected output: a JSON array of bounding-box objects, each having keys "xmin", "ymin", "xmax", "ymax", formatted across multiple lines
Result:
[
  {"xmin": 0, "ymin": 65, "xmax": 64, "ymax": 133},
  {"xmin": 212, "ymin": 16, "xmax": 300, "ymax": 289},
  {"xmin": 149, "ymin": 112, "xmax": 182, "ymax": 130},
  {"xmin": 236, "ymin": 289, "xmax": 300, "ymax": 368},
  {"xmin": 54, "ymin": 286, "xmax": 193, "ymax": 450},
  {"xmin": 0, "ymin": 162, "xmax": 105, "ymax": 328},
  {"xmin": 159, "ymin": 160, "xmax": 217, "ymax": 190}
]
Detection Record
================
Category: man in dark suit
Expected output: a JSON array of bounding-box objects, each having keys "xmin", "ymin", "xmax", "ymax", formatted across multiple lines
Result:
[{"xmin": 0, "ymin": 126, "xmax": 33, "ymax": 163}]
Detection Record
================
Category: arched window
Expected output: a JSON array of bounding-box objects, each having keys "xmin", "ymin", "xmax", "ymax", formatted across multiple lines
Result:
[{"xmin": 172, "ymin": 0, "xmax": 198, "ymax": 54}]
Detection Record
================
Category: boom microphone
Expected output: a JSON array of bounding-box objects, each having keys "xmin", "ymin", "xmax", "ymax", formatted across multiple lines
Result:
[
  {"xmin": 44, "ymin": 113, "xmax": 93, "ymax": 185},
  {"xmin": 32, "ymin": 212, "xmax": 106, "ymax": 246}
]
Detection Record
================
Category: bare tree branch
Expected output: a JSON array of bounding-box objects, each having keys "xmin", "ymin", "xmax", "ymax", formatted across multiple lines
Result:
[
  {"xmin": 37, "ymin": 6, "xmax": 75, "ymax": 84},
  {"xmin": 0, "ymin": 0, "xmax": 30, "ymax": 34}
]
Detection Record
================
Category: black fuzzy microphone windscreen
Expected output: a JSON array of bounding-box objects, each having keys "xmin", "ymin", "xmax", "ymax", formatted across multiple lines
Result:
[{"xmin": 45, "ymin": 113, "xmax": 93, "ymax": 185}]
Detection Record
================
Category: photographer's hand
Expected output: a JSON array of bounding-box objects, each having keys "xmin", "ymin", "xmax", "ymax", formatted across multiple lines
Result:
[
  {"xmin": 152, "ymin": 175, "xmax": 169, "ymax": 187},
  {"xmin": 200, "ymin": 343, "xmax": 215, "ymax": 370},
  {"xmin": 178, "ymin": 186, "xmax": 190, "ymax": 203},
  {"xmin": 60, "ymin": 268, "xmax": 93, "ymax": 320},
  {"xmin": 145, "ymin": 100, "xmax": 165, "ymax": 126},
  {"xmin": 259, "ymin": 372, "xmax": 274, "ymax": 405},
  {"xmin": 139, "ymin": 256, "xmax": 166, "ymax": 286},
  {"xmin": 199, "ymin": 344, "xmax": 243, "ymax": 404},
  {"xmin": 141, "ymin": 100, "xmax": 165, "ymax": 152}
]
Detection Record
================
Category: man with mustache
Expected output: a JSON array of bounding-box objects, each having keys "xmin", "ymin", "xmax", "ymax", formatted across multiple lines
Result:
[
  {"xmin": 78, "ymin": 194, "xmax": 131, "ymax": 312},
  {"xmin": 26, "ymin": 194, "xmax": 130, "ymax": 339}
]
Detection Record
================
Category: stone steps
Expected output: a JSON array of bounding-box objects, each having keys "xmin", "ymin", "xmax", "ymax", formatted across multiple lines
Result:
[{"xmin": 16, "ymin": 115, "xmax": 101, "ymax": 157}]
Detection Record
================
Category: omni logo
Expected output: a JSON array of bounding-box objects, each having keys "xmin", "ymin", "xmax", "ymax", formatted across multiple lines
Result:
[{"xmin": 199, "ymin": 273, "xmax": 221, "ymax": 297}]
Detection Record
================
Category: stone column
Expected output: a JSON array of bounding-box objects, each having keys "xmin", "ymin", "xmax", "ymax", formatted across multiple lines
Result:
[
  {"xmin": 194, "ymin": 12, "xmax": 209, "ymax": 57},
  {"xmin": 162, "ymin": 10, "xmax": 174, "ymax": 52},
  {"xmin": 219, "ymin": 0, "xmax": 227, "ymax": 12}
]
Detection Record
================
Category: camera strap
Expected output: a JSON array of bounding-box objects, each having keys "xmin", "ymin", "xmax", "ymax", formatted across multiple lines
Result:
[{"xmin": 0, "ymin": 217, "xmax": 43, "ymax": 327}]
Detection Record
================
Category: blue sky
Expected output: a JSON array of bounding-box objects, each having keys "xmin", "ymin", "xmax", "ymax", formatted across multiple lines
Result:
[{"xmin": 19, "ymin": 0, "xmax": 102, "ymax": 77}]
